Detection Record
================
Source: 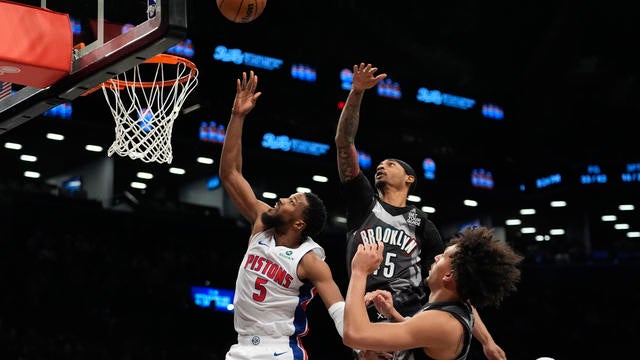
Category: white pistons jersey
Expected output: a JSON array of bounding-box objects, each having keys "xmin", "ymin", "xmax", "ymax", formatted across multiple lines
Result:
[{"xmin": 232, "ymin": 228, "xmax": 325, "ymax": 338}]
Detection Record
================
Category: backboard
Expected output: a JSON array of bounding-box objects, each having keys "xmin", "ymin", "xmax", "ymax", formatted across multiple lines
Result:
[{"xmin": 0, "ymin": 0, "xmax": 188, "ymax": 134}]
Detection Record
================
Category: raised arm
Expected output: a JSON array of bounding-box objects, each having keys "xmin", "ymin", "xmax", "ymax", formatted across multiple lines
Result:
[
  {"xmin": 344, "ymin": 243, "xmax": 461, "ymax": 354},
  {"xmin": 335, "ymin": 63, "xmax": 387, "ymax": 183},
  {"xmin": 343, "ymin": 241, "xmax": 384, "ymax": 350},
  {"xmin": 219, "ymin": 71, "xmax": 268, "ymax": 230}
]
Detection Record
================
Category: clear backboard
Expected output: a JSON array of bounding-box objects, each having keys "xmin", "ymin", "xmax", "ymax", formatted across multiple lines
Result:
[{"xmin": 0, "ymin": 0, "xmax": 188, "ymax": 134}]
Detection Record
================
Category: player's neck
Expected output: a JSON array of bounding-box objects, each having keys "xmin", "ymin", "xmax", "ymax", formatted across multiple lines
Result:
[
  {"xmin": 428, "ymin": 288, "xmax": 459, "ymax": 304},
  {"xmin": 273, "ymin": 230, "xmax": 302, "ymax": 248},
  {"xmin": 380, "ymin": 189, "xmax": 408, "ymax": 207}
]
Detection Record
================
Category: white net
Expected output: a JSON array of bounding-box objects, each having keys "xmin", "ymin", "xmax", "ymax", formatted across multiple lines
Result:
[{"xmin": 101, "ymin": 55, "xmax": 198, "ymax": 164}]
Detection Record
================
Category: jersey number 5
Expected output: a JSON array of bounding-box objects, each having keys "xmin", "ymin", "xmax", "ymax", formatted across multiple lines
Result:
[
  {"xmin": 372, "ymin": 252, "xmax": 396, "ymax": 278},
  {"xmin": 253, "ymin": 277, "xmax": 268, "ymax": 302}
]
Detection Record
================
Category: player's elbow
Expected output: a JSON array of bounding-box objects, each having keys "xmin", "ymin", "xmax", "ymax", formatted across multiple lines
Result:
[
  {"xmin": 342, "ymin": 328, "xmax": 364, "ymax": 349},
  {"xmin": 342, "ymin": 333, "xmax": 355, "ymax": 348},
  {"xmin": 218, "ymin": 163, "xmax": 236, "ymax": 183}
]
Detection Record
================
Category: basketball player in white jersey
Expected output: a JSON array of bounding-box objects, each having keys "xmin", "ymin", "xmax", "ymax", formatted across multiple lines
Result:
[{"xmin": 219, "ymin": 71, "xmax": 346, "ymax": 360}]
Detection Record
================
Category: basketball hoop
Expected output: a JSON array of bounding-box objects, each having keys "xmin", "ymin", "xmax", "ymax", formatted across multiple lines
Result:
[{"xmin": 84, "ymin": 53, "xmax": 198, "ymax": 164}]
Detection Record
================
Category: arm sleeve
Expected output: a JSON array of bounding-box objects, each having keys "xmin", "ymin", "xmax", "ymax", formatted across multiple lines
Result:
[
  {"xmin": 420, "ymin": 218, "xmax": 444, "ymax": 273},
  {"xmin": 341, "ymin": 172, "xmax": 376, "ymax": 231}
]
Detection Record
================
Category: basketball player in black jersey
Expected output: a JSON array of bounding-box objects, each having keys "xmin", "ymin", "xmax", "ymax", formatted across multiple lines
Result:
[
  {"xmin": 343, "ymin": 226, "xmax": 523, "ymax": 360},
  {"xmin": 335, "ymin": 63, "xmax": 507, "ymax": 360}
]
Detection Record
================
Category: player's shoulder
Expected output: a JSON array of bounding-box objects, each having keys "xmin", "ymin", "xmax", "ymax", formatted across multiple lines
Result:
[
  {"xmin": 300, "ymin": 237, "xmax": 326, "ymax": 259},
  {"xmin": 410, "ymin": 207, "xmax": 441, "ymax": 238},
  {"xmin": 297, "ymin": 245, "xmax": 330, "ymax": 280}
]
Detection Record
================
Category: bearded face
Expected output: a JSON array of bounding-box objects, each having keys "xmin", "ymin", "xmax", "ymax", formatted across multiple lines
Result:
[{"xmin": 261, "ymin": 211, "xmax": 285, "ymax": 229}]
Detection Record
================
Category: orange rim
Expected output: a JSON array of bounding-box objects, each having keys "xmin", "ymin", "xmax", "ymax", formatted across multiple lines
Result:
[{"xmin": 81, "ymin": 54, "xmax": 198, "ymax": 96}]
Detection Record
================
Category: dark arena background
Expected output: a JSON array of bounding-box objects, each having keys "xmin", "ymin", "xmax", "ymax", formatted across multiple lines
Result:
[{"xmin": 1, "ymin": 1, "xmax": 639, "ymax": 359}]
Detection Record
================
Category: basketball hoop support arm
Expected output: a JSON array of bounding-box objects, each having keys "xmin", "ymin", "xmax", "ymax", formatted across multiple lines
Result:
[{"xmin": 0, "ymin": 0, "xmax": 188, "ymax": 135}]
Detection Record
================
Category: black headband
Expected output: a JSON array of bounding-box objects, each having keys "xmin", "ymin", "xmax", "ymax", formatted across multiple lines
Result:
[{"xmin": 387, "ymin": 158, "xmax": 417, "ymax": 193}]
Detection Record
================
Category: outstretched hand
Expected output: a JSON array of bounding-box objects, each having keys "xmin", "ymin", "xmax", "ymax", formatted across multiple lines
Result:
[
  {"xmin": 351, "ymin": 63, "xmax": 387, "ymax": 92},
  {"xmin": 232, "ymin": 70, "xmax": 262, "ymax": 117}
]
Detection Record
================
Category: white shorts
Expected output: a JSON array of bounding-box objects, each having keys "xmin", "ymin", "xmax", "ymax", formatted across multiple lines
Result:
[{"xmin": 225, "ymin": 335, "xmax": 308, "ymax": 360}]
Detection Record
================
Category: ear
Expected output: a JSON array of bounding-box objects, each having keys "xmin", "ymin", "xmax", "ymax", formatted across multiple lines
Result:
[
  {"xmin": 442, "ymin": 271, "xmax": 456, "ymax": 290},
  {"xmin": 294, "ymin": 219, "xmax": 306, "ymax": 232},
  {"xmin": 406, "ymin": 174, "xmax": 415, "ymax": 186}
]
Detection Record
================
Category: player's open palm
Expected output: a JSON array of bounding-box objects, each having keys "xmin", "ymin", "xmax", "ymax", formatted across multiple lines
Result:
[
  {"xmin": 232, "ymin": 70, "xmax": 262, "ymax": 116},
  {"xmin": 351, "ymin": 63, "xmax": 387, "ymax": 91}
]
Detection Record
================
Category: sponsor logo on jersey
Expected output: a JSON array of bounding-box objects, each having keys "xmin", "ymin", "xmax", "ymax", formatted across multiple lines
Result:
[
  {"xmin": 407, "ymin": 209, "xmax": 422, "ymax": 226},
  {"xmin": 278, "ymin": 249, "xmax": 295, "ymax": 261}
]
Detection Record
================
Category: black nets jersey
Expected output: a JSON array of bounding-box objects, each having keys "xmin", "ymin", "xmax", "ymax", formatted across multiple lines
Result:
[
  {"xmin": 342, "ymin": 172, "xmax": 444, "ymax": 320},
  {"xmin": 411, "ymin": 301, "xmax": 474, "ymax": 360}
]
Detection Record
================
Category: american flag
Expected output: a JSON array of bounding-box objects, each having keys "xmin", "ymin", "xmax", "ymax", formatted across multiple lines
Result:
[{"xmin": 0, "ymin": 81, "xmax": 11, "ymax": 100}]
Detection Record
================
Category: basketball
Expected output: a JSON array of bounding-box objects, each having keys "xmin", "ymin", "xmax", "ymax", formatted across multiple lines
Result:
[{"xmin": 217, "ymin": 0, "xmax": 267, "ymax": 24}]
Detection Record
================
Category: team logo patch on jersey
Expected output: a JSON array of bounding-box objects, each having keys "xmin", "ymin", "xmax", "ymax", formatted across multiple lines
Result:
[
  {"xmin": 407, "ymin": 209, "xmax": 421, "ymax": 226},
  {"xmin": 278, "ymin": 250, "xmax": 294, "ymax": 261},
  {"xmin": 251, "ymin": 336, "xmax": 260, "ymax": 345}
]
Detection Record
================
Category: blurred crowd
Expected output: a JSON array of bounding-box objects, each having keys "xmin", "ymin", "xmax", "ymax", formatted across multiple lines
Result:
[{"xmin": 0, "ymin": 183, "xmax": 638, "ymax": 359}]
